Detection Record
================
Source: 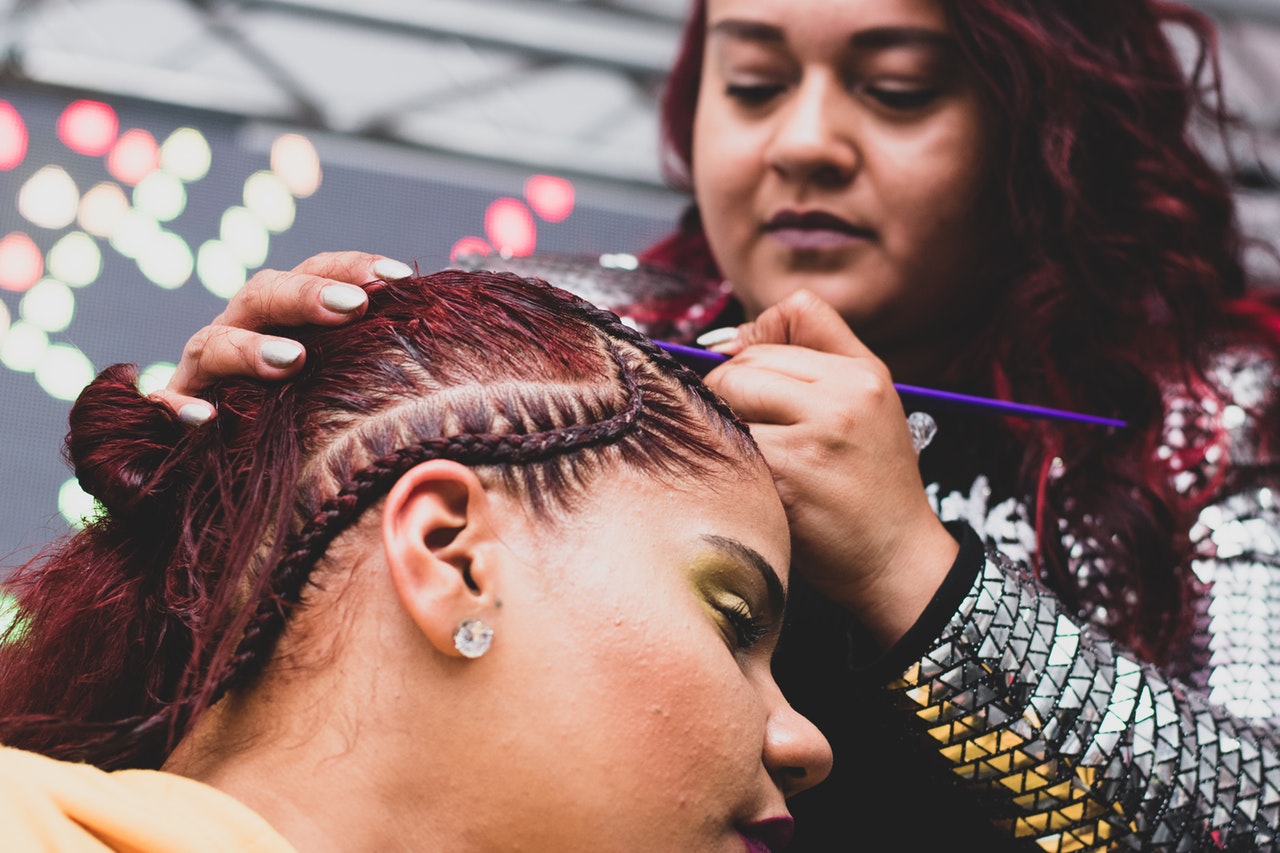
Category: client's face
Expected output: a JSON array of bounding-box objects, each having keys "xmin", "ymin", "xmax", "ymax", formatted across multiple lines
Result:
[{"xmin": 477, "ymin": 461, "xmax": 831, "ymax": 851}]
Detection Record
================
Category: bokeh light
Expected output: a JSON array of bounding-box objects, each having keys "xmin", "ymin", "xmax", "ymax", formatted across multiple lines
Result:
[
  {"xmin": 0, "ymin": 300, "xmax": 9, "ymax": 350},
  {"xmin": 160, "ymin": 127, "xmax": 212, "ymax": 182},
  {"xmin": 137, "ymin": 361, "xmax": 177, "ymax": 396},
  {"xmin": 0, "ymin": 321, "xmax": 49, "ymax": 372},
  {"xmin": 18, "ymin": 165, "xmax": 80, "ymax": 230},
  {"xmin": 243, "ymin": 170, "xmax": 296, "ymax": 232},
  {"xmin": 450, "ymin": 236, "xmax": 493, "ymax": 263},
  {"xmin": 220, "ymin": 206, "xmax": 270, "ymax": 268},
  {"xmin": 20, "ymin": 278, "xmax": 75, "ymax": 333},
  {"xmin": 35, "ymin": 343, "xmax": 95, "ymax": 401},
  {"xmin": 58, "ymin": 478, "xmax": 102, "ymax": 530},
  {"xmin": 46, "ymin": 231, "xmax": 102, "ymax": 287},
  {"xmin": 57, "ymin": 100, "xmax": 119, "ymax": 157},
  {"xmin": 484, "ymin": 198, "xmax": 536, "ymax": 257},
  {"xmin": 0, "ymin": 232, "xmax": 44, "ymax": 292},
  {"xmin": 133, "ymin": 170, "xmax": 187, "ymax": 222},
  {"xmin": 0, "ymin": 100, "xmax": 28, "ymax": 170},
  {"xmin": 107, "ymin": 129, "xmax": 160, "ymax": 186},
  {"xmin": 136, "ymin": 230, "xmax": 194, "ymax": 289},
  {"xmin": 524, "ymin": 175, "xmax": 575, "ymax": 223},
  {"xmin": 109, "ymin": 209, "xmax": 160, "ymax": 260},
  {"xmin": 197, "ymin": 239, "xmax": 247, "ymax": 298},
  {"xmin": 0, "ymin": 592, "xmax": 29, "ymax": 644},
  {"xmin": 78, "ymin": 181, "xmax": 131, "ymax": 238},
  {"xmin": 271, "ymin": 133, "xmax": 322, "ymax": 198}
]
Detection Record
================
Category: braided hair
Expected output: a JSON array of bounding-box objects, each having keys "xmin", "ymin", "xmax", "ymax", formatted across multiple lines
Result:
[{"xmin": 0, "ymin": 270, "xmax": 759, "ymax": 770}]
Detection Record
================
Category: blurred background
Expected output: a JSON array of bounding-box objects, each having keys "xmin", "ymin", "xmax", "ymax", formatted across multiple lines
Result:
[{"xmin": 0, "ymin": 0, "xmax": 1278, "ymax": 563}]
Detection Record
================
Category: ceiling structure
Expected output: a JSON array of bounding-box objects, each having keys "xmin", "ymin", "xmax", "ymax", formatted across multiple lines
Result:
[{"xmin": 1, "ymin": 0, "xmax": 1279, "ymax": 272}]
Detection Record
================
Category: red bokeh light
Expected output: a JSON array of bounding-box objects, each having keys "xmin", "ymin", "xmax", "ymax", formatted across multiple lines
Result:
[
  {"xmin": 58, "ymin": 100, "xmax": 119, "ymax": 157},
  {"xmin": 450, "ymin": 236, "xmax": 493, "ymax": 263},
  {"xmin": 106, "ymin": 129, "xmax": 160, "ymax": 186},
  {"xmin": 524, "ymin": 174, "xmax": 575, "ymax": 223},
  {"xmin": 0, "ymin": 232, "xmax": 44, "ymax": 293},
  {"xmin": 484, "ymin": 198, "xmax": 537, "ymax": 258},
  {"xmin": 0, "ymin": 101, "xmax": 27, "ymax": 171}
]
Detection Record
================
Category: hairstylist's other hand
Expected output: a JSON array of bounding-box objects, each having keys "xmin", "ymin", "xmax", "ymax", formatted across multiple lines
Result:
[
  {"xmin": 151, "ymin": 252, "xmax": 414, "ymax": 424},
  {"xmin": 702, "ymin": 290, "xmax": 958, "ymax": 648}
]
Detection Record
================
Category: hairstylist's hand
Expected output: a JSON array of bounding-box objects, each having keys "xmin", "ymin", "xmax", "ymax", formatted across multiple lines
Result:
[
  {"xmin": 151, "ymin": 251, "xmax": 414, "ymax": 424},
  {"xmin": 702, "ymin": 290, "xmax": 958, "ymax": 648}
]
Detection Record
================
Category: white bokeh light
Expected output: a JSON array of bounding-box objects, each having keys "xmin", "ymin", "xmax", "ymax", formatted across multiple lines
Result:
[
  {"xmin": 0, "ymin": 300, "xmax": 9, "ymax": 351},
  {"xmin": 137, "ymin": 361, "xmax": 177, "ymax": 396},
  {"xmin": 59, "ymin": 478, "xmax": 102, "ymax": 530},
  {"xmin": 35, "ymin": 343, "xmax": 95, "ymax": 401},
  {"xmin": 133, "ymin": 170, "xmax": 187, "ymax": 223},
  {"xmin": 1, "ymin": 321, "xmax": 50, "ymax": 373},
  {"xmin": 270, "ymin": 133, "xmax": 322, "ymax": 198},
  {"xmin": 18, "ymin": 165, "xmax": 80, "ymax": 230},
  {"xmin": 46, "ymin": 231, "xmax": 102, "ymax": 287},
  {"xmin": 160, "ymin": 127, "xmax": 212, "ymax": 183},
  {"xmin": 198, "ymin": 239, "xmax": 247, "ymax": 299},
  {"xmin": 220, "ymin": 206, "xmax": 270, "ymax": 268},
  {"xmin": 110, "ymin": 209, "xmax": 160, "ymax": 260},
  {"xmin": 243, "ymin": 170, "xmax": 296, "ymax": 233},
  {"xmin": 137, "ymin": 230, "xmax": 194, "ymax": 290},
  {"xmin": 20, "ymin": 278, "xmax": 75, "ymax": 332},
  {"xmin": 78, "ymin": 182, "xmax": 131, "ymax": 239}
]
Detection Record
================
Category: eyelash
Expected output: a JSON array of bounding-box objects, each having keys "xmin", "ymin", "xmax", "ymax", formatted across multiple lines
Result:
[
  {"xmin": 718, "ymin": 600, "xmax": 770, "ymax": 649},
  {"xmin": 724, "ymin": 83, "xmax": 940, "ymax": 112}
]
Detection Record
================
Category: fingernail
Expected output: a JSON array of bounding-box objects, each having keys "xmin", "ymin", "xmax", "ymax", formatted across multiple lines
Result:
[
  {"xmin": 321, "ymin": 283, "xmax": 366, "ymax": 313},
  {"xmin": 178, "ymin": 403, "xmax": 215, "ymax": 426},
  {"xmin": 261, "ymin": 340, "xmax": 304, "ymax": 368},
  {"xmin": 373, "ymin": 258, "xmax": 414, "ymax": 280},
  {"xmin": 696, "ymin": 327, "xmax": 738, "ymax": 347}
]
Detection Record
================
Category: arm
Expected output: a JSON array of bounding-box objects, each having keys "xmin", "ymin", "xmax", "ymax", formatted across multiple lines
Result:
[{"xmin": 868, "ymin": 347, "xmax": 1280, "ymax": 849}]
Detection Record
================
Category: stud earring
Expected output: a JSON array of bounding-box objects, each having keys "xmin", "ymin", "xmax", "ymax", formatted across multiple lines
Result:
[{"xmin": 453, "ymin": 618, "xmax": 494, "ymax": 659}]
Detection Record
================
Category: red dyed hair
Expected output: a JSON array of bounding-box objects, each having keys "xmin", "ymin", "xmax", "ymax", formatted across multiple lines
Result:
[
  {"xmin": 0, "ymin": 271, "xmax": 758, "ymax": 770},
  {"xmin": 644, "ymin": 0, "xmax": 1280, "ymax": 668}
]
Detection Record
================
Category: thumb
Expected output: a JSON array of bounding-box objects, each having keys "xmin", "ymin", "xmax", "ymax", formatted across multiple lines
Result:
[{"xmin": 713, "ymin": 289, "xmax": 873, "ymax": 358}]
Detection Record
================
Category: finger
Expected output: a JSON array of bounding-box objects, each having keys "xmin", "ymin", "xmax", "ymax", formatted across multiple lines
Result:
[
  {"xmin": 167, "ymin": 326, "xmax": 307, "ymax": 397},
  {"xmin": 716, "ymin": 343, "xmax": 877, "ymax": 385},
  {"xmin": 147, "ymin": 389, "xmax": 216, "ymax": 426},
  {"xmin": 732, "ymin": 289, "xmax": 876, "ymax": 359},
  {"xmin": 703, "ymin": 363, "xmax": 813, "ymax": 426},
  {"xmin": 216, "ymin": 252, "xmax": 413, "ymax": 330}
]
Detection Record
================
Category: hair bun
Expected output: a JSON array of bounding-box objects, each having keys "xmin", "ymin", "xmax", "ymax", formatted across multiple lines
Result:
[{"xmin": 65, "ymin": 364, "xmax": 189, "ymax": 526}]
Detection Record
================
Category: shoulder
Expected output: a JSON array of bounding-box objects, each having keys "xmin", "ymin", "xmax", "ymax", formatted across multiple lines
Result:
[
  {"xmin": 0, "ymin": 746, "xmax": 294, "ymax": 852},
  {"xmin": 1154, "ymin": 332, "xmax": 1280, "ymax": 499}
]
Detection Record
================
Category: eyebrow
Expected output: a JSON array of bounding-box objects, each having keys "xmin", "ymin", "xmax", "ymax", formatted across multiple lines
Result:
[
  {"xmin": 700, "ymin": 534, "xmax": 786, "ymax": 617},
  {"xmin": 707, "ymin": 20, "xmax": 957, "ymax": 54}
]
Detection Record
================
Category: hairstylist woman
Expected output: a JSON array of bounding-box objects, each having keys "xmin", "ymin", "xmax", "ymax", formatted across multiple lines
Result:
[
  {"xmin": 152, "ymin": 0, "xmax": 1280, "ymax": 848},
  {"xmin": 0, "ymin": 271, "xmax": 830, "ymax": 852}
]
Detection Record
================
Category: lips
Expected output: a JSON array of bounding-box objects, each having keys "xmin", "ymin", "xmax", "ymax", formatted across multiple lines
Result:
[
  {"xmin": 738, "ymin": 816, "xmax": 795, "ymax": 852},
  {"xmin": 762, "ymin": 210, "xmax": 874, "ymax": 250}
]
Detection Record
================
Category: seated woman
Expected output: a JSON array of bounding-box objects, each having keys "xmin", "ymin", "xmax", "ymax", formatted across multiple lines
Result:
[{"xmin": 0, "ymin": 270, "xmax": 831, "ymax": 851}]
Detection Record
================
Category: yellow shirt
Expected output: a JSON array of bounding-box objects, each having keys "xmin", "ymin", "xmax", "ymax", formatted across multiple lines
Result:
[{"xmin": 0, "ymin": 746, "xmax": 295, "ymax": 852}]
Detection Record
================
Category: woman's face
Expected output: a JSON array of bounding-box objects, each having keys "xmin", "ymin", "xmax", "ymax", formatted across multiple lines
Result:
[
  {"xmin": 472, "ymin": 461, "xmax": 831, "ymax": 852},
  {"xmin": 692, "ymin": 0, "xmax": 1002, "ymax": 364}
]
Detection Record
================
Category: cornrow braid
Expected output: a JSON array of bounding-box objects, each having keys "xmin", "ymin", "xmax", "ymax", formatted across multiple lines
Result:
[
  {"xmin": 550, "ymin": 286, "xmax": 752, "ymax": 439},
  {"xmin": 207, "ymin": 339, "xmax": 646, "ymax": 705}
]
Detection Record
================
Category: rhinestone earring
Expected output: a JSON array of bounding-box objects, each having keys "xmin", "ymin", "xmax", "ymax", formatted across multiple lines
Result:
[{"xmin": 453, "ymin": 618, "xmax": 494, "ymax": 659}]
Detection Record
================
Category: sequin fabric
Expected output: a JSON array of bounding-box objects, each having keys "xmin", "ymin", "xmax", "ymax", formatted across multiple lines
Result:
[{"xmin": 904, "ymin": 345, "xmax": 1280, "ymax": 850}]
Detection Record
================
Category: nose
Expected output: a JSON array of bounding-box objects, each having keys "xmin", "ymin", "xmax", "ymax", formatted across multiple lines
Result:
[
  {"xmin": 762, "ymin": 683, "xmax": 833, "ymax": 797},
  {"xmin": 766, "ymin": 72, "xmax": 858, "ymax": 187}
]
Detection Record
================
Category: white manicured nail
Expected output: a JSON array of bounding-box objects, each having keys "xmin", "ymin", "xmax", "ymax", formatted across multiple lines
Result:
[
  {"xmin": 695, "ymin": 327, "xmax": 739, "ymax": 347},
  {"xmin": 261, "ymin": 340, "xmax": 304, "ymax": 368},
  {"xmin": 373, "ymin": 258, "xmax": 414, "ymax": 280},
  {"xmin": 321, "ymin": 283, "xmax": 366, "ymax": 313},
  {"xmin": 178, "ymin": 403, "xmax": 215, "ymax": 426}
]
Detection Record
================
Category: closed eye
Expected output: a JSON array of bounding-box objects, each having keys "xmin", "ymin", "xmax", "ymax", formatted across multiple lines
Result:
[{"xmin": 726, "ymin": 83, "xmax": 786, "ymax": 107}]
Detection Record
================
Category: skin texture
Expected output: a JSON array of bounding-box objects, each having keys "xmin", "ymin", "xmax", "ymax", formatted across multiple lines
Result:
[
  {"xmin": 693, "ymin": 0, "xmax": 1002, "ymax": 381},
  {"xmin": 164, "ymin": 461, "xmax": 831, "ymax": 851}
]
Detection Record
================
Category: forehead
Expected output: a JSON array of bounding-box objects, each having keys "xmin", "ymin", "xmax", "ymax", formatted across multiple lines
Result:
[{"xmin": 704, "ymin": 0, "xmax": 951, "ymax": 43}]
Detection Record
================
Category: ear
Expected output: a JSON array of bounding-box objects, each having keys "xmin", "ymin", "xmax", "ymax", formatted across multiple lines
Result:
[{"xmin": 381, "ymin": 459, "xmax": 504, "ymax": 659}]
